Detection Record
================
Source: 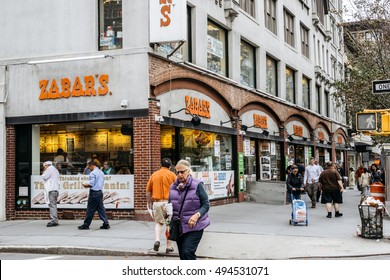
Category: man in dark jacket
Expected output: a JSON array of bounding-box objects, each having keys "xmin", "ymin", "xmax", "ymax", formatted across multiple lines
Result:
[{"xmin": 318, "ymin": 161, "xmax": 344, "ymax": 218}]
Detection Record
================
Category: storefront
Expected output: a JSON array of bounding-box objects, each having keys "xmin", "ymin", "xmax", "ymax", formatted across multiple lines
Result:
[
  {"xmin": 314, "ymin": 127, "xmax": 332, "ymax": 168},
  {"xmin": 157, "ymin": 88, "xmax": 238, "ymax": 200},
  {"xmin": 5, "ymin": 54, "xmax": 149, "ymax": 218},
  {"xmin": 285, "ymin": 119, "xmax": 313, "ymax": 168},
  {"xmin": 239, "ymin": 108, "xmax": 284, "ymax": 182}
]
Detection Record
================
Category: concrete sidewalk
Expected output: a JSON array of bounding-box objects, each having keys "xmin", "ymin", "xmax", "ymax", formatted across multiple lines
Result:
[{"xmin": 1, "ymin": 189, "xmax": 390, "ymax": 259}]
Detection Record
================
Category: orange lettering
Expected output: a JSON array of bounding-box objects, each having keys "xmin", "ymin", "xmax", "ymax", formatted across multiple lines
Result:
[
  {"xmin": 71, "ymin": 76, "xmax": 85, "ymax": 97},
  {"xmin": 61, "ymin": 78, "xmax": 71, "ymax": 98},
  {"xmin": 98, "ymin": 74, "xmax": 109, "ymax": 95},
  {"xmin": 48, "ymin": 79, "xmax": 60, "ymax": 99},
  {"xmin": 160, "ymin": 5, "xmax": 171, "ymax": 27},
  {"xmin": 39, "ymin": 80, "xmax": 49, "ymax": 100},
  {"xmin": 84, "ymin": 75, "xmax": 96, "ymax": 96}
]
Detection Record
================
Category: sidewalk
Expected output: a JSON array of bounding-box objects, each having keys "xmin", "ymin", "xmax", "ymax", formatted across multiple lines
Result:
[{"xmin": 0, "ymin": 189, "xmax": 389, "ymax": 259}]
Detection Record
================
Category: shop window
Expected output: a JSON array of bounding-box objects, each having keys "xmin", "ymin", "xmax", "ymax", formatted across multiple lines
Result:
[
  {"xmin": 302, "ymin": 76, "xmax": 310, "ymax": 109},
  {"xmin": 285, "ymin": 66, "xmax": 295, "ymax": 103},
  {"xmin": 34, "ymin": 120, "xmax": 133, "ymax": 175},
  {"xmin": 260, "ymin": 141, "xmax": 281, "ymax": 181},
  {"xmin": 240, "ymin": 40, "xmax": 256, "ymax": 88},
  {"xmin": 99, "ymin": 0, "xmax": 123, "ymax": 51},
  {"xmin": 243, "ymin": 138, "xmax": 256, "ymax": 181},
  {"xmin": 266, "ymin": 55, "xmax": 278, "ymax": 96},
  {"xmin": 161, "ymin": 125, "xmax": 234, "ymax": 199},
  {"xmin": 207, "ymin": 21, "xmax": 227, "ymax": 76},
  {"xmin": 158, "ymin": 5, "xmax": 192, "ymax": 62}
]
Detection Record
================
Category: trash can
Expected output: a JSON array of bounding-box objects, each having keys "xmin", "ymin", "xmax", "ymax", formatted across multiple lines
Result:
[{"xmin": 358, "ymin": 204, "xmax": 383, "ymax": 239}]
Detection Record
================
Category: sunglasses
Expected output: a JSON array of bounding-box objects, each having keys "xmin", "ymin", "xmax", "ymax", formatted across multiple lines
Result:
[{"xmin": 177, "ymin": 169, "xmax": 188, "ymax": 174}]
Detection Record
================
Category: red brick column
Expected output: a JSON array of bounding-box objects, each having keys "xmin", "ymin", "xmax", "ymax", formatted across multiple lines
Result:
[
  {"xmin": 6, "ymin": 126, "xmax": 16, "ymax": 220},
  {"xmin": 133, "ymin": 99, "xmax": 161, "ymax": 220}
]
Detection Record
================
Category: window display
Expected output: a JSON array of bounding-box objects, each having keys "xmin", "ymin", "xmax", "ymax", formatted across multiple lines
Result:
[{"xmin": 160, "ymin": 126, "xmax": 234, "ymax": 199}]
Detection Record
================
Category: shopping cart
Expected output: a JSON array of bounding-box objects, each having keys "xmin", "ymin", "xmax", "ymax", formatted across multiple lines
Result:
[{"xmin": 289, "ymin": 192, "xmax": 308, "ymax": 226}]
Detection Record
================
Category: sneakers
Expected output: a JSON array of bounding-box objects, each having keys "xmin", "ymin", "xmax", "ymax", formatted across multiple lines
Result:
[
  {"xmin": 100, "ymin": 223, "xmax": 110, "ymax": 229},
  {"xmin": 47, "ymin": 222, "xmax": 58, "ymax": 227},
  {"xmin": 166, "ymin": 247, "xmax": 174, "ymax": 254},
  {"xmin": 335, "ymin": 212, "xmax": 343, "ymax": 217},
  {"xmin": 78, "ymin": 224, "xmax": 90, "ymax": 230},
  {"xmin": 153, "ymin": 241, "xmax": 160, "ymax": 251},
  {"xmin": 326, "ymin": 212, "xmax": 332, "ymax": 218}
]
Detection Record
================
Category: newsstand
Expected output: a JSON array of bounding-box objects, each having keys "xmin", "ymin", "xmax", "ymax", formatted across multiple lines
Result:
[{"xmin": 358, "ymin": 204, "xmax": 384, "ymax": 239}]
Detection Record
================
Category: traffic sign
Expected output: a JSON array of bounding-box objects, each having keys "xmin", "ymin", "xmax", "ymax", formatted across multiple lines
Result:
[
  {"xmin": 372, "ymin": 80, "xmax": 390, "ymax": 94},
  {"xmin": 356, "ymin": 112, "xmax": 377, "ymax": 131}
]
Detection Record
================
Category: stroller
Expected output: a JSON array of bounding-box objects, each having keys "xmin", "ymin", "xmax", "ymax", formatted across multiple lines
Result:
[{"xmin": 289, "ymin": 191, "xmax": 308, "ymax": 226}]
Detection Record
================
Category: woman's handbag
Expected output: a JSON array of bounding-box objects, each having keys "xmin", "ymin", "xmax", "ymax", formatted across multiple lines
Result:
[
  {"xmin": 168, "ymin": 184, "xmax": 190, "ymax": 241},
  {"xmin": 168, "ymin": 218, "xmax": 181, "ymax": 241}
]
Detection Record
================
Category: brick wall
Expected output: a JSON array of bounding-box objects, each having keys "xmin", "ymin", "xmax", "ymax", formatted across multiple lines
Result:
[{"xmin": 6, "ymin": 126, "xmax": 15, "ymax": 220}]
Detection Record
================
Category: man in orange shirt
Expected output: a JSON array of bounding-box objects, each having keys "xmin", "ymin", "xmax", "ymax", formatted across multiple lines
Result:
[{"xmin": 146, "ymin": 158, "xmax": 176, "ymax": 253}]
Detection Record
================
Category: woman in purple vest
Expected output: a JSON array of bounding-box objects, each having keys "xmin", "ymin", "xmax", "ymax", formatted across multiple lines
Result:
[{"xmin": 169, "ymin": 159, "xmax": 210, "ymax": 260}]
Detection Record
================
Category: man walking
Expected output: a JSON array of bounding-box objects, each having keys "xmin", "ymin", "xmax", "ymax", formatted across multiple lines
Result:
[
  {"xmin": 318, "ymin": 161, "xmax": 344, "ymax": 218},
  {"xmin": 146, "ymin": 158, "xmax": 176, "ymax": 253},
  {"xmin": 303, "ymin": 157, "xmax": 322, "ymax": 208},
  {"xmin": 78, "ymin": 159, "xmax": 110, "ymax": 230},
  {"xmin": 42, "ymin": 161, "xmax": 60, "ymax": 227}
]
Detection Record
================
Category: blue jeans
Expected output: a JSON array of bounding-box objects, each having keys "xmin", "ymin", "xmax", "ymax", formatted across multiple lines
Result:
[
  {"xmin": 176, "ymin": 230, "xmax": 204, "ymax": 260},
  {"xmin": 83, "ymin": 190, "xmax": 109, "ymax": 226}
]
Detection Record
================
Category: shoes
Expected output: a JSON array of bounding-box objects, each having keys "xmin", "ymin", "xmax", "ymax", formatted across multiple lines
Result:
[
  {"xmin": 100, "ymin": 223, "xmax": 110, "ymax": 229},
  {"xmin": 311, "ymin": 205, "xmax": 316, "ymax": 208},
  {"xmin": 153, "ymin": 241, "xmax": 160, "ymax": 251},
  {"xmin": 166, "ymin": 247, "xmax": 174, "ymax": 254},
  {"xmin": 335, "ymin": 212, "xmax": 343, "ymax": 217},
  {"xmin": 326, "ymin": 213, "xmax": 332, "ymax": 218},
  {"xmin": 78, "ymin": 224, "xmax": 90, "ymax": 230},
  {"xmin": 47, "ymin": 222, "xmax": 58, "ymax": 227}
]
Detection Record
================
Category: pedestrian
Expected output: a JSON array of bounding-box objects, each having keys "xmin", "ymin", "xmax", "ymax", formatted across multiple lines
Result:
[
  {"xmin": 318, "ymin": 161, "xmax": 344, "ymax": 218},
  {"xmin": 286, "ymin": 165, "xmax": 304, "ymax": 200},
  {"xmin": 146, "ymin": 158, "xmax": 177, "ymax": 253},
  {"xmin": 295, "ymin": 159, "xmax": 305, "ymax": 176},
  {"xmin": 303, "ymin": 157, "xmax": 322, "ymax": 208},
  {"xmin": 42, "ymin": 161, "xmax": 60, "ymax": 227},
  {"xmin": 78, "ymin": 159, "xmax": 110, "ymax": 230},
  {"xmin": 348, "ymin": 167, "xmax": 355, "ymax": 189},
  {"xmin": 168, "ymin": 159, "xmax": 210, "ymax": 260},
  {"xmin": 355, "ymin": 164, "xmax": 364, "ymax": 192},
  {"xmin": 359, "ymin": 168, "xmax": 371, "ymax": 196},
  {"xmin": 314, "ymin": 158, "xmax": 323, "ymax": 202},
  {"xmin": 370, "ymin": 163, "xmax": 382, "ymax": 184}
]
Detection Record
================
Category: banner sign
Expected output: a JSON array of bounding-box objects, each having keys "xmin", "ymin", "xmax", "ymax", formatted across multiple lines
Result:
[
  {"xmin": 150, "ymin": 0, "xmax": 187, "ymax": 43},
  {"xmin": 192, "ymin": 171, "xmax": 235, "ymax": 200},
  {"xmin": 31, "ymin": 175, "xmax": 134, "ymax": 209}
]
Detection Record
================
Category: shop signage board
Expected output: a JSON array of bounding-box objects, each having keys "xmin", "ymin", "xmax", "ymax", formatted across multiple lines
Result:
[
  {"xmin": 30, "ymin": 175, "xmax": 134, "ymax": 209},
  {"xmin": 150, "ymin": 0, "xmax": 187, "ymax": 43}
]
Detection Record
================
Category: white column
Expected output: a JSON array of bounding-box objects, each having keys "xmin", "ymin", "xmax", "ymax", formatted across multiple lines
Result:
[{"xmin": 0, "ymin": 66, "xmax": 6, "ymax": 221}]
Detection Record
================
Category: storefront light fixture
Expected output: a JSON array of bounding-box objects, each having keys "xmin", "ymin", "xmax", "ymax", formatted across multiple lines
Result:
[
  {"xmin": 27, "ymin": 54, "xmax": 112, "ymax": 65},
  {"xmin": 241, "ymin": 124, "xmax": 269, "ymax": 136},
  {"xmin": 288, "ymin": 135, "xmax": 294, "ymax": 142},
  {"xmin": 220, "ymin": 118, "xmax": 240, "ymax": 126},
  {"xmin": 168, "ymin": 108, "xmax": 201, "ymax": 126}
]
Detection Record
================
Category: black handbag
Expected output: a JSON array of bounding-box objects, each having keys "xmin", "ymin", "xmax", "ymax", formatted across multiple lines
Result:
[{"xmin": 168, "ymin": 185, "xmax": 189, "ymax": 241}]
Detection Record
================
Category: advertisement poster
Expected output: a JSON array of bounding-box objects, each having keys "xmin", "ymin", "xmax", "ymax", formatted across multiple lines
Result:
[
  {"xmin": 193, "ymin": 170, "xmax": 234, "ymax": 200},
  {"xmin": 31, "ymin": 175, "xmax": 134, "ymax": 209},
  {"xmin": 260, "ymin": 142, "xmax": 271, "ymax": 180}
]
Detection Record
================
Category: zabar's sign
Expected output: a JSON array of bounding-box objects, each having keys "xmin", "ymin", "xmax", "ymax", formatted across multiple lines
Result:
[
  {"xmin": 185, "ymin": 95, "xmax": 210, "ymax": 118},
  {"xmin": 39, "ymin": 74, "xmax": 111, "ymax": 100},
  {"xmin": 318, "ymin": 131, "xmax": 325, "ymax": 140},
  {"xmin": 293, "ymin": 125, "xmax": 303, "ymax": 137},
  {"xmin": 253, "ymin": 114, "xmax": 268, "ymax": 129}
]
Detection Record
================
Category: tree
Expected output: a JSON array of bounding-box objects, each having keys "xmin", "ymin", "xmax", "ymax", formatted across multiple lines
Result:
[{"xmin": 333, "ymin": 0, "xmax": 390, "ymax": 142}]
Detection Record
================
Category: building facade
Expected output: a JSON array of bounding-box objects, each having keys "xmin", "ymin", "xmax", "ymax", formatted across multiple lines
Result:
[{"xmin": 0, "ymin": 0, "xmax": 347, "ymax": 221}]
